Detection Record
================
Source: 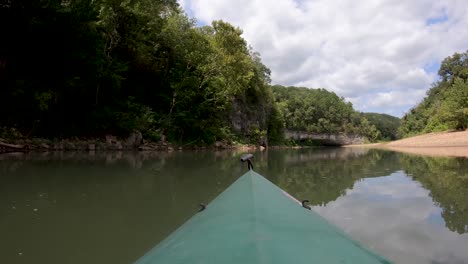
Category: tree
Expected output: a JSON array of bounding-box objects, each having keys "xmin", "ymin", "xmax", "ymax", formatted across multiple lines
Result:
[
  {"xmin": 362, "ymin": 113, "xmax": 401, "ymax": 140},
  {"xmin": 400, "ymin": 50, "xmax": 468, "ymax": 137},
  {"xmin": 438, "ymin": 51, "xmax": 468, "ymax": 83},
  {"xmin": 431, "ymin": 78, "xmax": 468, "ymax": 130},
  {"xmin": 270, "ymin": 85, "xmax": 377, "ymax": 141}
]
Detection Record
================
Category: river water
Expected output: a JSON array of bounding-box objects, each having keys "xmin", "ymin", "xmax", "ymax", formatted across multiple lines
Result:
[{"xmin": 1, "ymin": 148, "xmax": 467, "ymax": 264}]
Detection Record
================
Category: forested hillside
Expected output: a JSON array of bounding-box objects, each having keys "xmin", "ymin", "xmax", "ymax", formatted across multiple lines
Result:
[
  {"xmin": 0, "ymin": 0, "xmax": 394, "ymax": 146},
  {"xmin": 0, "ymin": 0, "xmax": 278, "ymax": 145},
  {"xmin": 271, "ymin": 85, "xmax": 381, "ymax": 142},
  {"xmin": 399, "ymin": 51, "xmax": 468, "ymax": 137},
  {"xmin": 361, "ymin": 113, "xmax": 401, "ymax": 141}
]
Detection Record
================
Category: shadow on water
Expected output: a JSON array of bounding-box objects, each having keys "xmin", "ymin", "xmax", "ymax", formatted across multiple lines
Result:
[
  {"xmin": 0, "ymin": 148, "xmax": 467, "ymax": 264},
  {"xmin": 0, "ymin": 151, "xmax": 247, "ymax": 264}
]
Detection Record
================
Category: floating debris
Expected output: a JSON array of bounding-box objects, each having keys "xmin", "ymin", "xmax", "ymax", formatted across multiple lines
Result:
[{"xmin": 33, "ymin": 208, "xmax": 38, "ymax": 212}]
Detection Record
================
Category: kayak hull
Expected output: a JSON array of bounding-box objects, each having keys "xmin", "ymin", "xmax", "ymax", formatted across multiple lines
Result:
[{"xmin": 135, "ymin": 170, "xmax": 390, "ymax": 264}]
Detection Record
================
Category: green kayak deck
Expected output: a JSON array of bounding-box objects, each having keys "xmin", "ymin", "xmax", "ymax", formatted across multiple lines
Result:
[{"xmin": 135, "ymin": 170, "xmax": 390, "ymax": 264}]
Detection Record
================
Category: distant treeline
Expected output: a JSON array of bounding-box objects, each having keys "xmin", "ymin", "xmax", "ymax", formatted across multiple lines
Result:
[
  {"xmin": 361, "ymin": 113, "xmax": 400, "ymax": 141},
  {"xmin": 270, "ymin": 85, "xmax": 382, "ymax": 142},
  {"xmin": 399, "ymin": 51, "xmax": 468, "ymax": 137}
]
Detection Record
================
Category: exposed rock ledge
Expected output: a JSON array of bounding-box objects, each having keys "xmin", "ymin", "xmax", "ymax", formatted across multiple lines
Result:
[{"xmin": 284, "ymin": 130, "xmax": 365, "ymax": 146}]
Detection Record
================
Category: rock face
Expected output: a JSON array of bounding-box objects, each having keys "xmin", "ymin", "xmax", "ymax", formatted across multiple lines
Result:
[
  {"xmin": 285, "ymin": 130, "xmax": 365, "ymax": 145},
  {"xmin": 230, "ymin": 104, "xmax": 268, "ymax": 134},
  {"xmin": 229, "ymin": 98, "xmax": 271, "ymax": 148},
  {"xmin": 126, "ymin": 130, "xmax": 143, "ymax": 148}
]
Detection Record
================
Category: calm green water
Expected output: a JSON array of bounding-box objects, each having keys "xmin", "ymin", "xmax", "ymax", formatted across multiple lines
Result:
[{"xmin": 1, "ymin": 148, "xmax": 467, "ymax": 264}]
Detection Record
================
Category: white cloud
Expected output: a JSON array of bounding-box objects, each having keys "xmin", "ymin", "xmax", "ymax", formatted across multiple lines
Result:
[
  {"xmin": 348, "ymin": 88, "xmax": 428, "ymax": 116},
  {"xmin": 179, "ymin": 0, "xmax": 468, "ymax": 116}
]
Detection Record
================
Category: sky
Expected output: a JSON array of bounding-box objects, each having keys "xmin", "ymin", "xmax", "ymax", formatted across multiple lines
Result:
[{"xmin": 178, "ymin": 0, "xmax": 468, "ymax": 117}]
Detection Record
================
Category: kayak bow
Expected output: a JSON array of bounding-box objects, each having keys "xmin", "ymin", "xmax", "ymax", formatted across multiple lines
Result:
[{"xmin": 135, "ymin": 170, "xmax": 390, "ymax": 264}]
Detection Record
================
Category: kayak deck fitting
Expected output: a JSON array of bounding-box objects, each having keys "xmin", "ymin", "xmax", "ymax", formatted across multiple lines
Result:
[{"xmin": 135, "ymin": 155, "xmax": 390, "ymax": 264}]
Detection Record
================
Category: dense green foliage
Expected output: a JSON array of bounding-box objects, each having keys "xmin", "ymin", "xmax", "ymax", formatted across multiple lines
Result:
[
  {"xmin": 361, "ymin": 113, "xmax": 401, "ymax": 140},
  {"xmin": 399, "ymin": 51, "xmax": 468, "ymax": 137},
  {"xmin": 0, "ymin": 0, "xmax": 276, "ymax": 144},
  {"xmin": 271, "ymin": 85, "xmax": 381, "ymax": 141},
  {"xmin": 0, "ymin": 1, "xmax": 391, "ymax": 145}
]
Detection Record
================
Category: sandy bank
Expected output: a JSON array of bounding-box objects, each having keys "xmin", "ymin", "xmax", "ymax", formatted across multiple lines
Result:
[
  {"xmin": 385, "ymin": 130, "xmax": 468, "ymax": 147},
  {"xmin": 347, "ymin": 130, "xmax": 468, "ymax": 158}
]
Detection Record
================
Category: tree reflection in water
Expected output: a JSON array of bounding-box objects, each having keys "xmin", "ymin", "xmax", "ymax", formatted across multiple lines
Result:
[{"xmin": 400, "ymin": 155, "xmax": 468, "ymax": 234}]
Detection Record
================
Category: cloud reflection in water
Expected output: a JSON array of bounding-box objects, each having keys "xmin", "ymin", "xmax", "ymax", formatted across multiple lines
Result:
[{"xmin": 313, "ymin": 171, "xmax": 468, "ymax": 264}]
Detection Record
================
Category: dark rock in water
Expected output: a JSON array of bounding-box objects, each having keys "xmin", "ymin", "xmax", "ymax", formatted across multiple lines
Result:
[
  {"xmin": 115, "ymin": 141, "xmax": 123, "ymax": 150},
  {"xmin": 40, "ymin": 143, "xmax": 50, "ymax": 149},
  {"xmin": 138, "ymin": 145, "xmax": 154, "ymax": 151},
  {"xmin": 53, "ymin": 143, "xmax": 64, "ymax": 150},
  {"xmin": 105, "ymin": 134, "xmax": 118, "ymax": 144},
  {"xmin": 63, "ymin": 142, "xmax": 76, "ymax": 150}
]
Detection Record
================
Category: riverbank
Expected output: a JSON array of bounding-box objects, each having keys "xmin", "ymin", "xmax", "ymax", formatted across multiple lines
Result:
[
  {"xmin": 0, "ymin": 136, "xmax": 262, "ymax": 153},
  {"xmin": 347, "ymin": 130, "xmax": 468, "ymax": 158},
  {"xmin": 0, "ymin": 130, "xmax": 328, "ymax": 153},
  {"xmin": 0, "ymin": 135, "xmax": 328, "ymax": 154}
]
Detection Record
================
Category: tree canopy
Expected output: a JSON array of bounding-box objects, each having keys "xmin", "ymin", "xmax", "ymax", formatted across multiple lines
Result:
[
  {"xmin": 361, "ymin": 113, "xmax": 401, "ymax": 141},
  {"xmin": 271, "ymin": 85, "xmax": 381, "ymax": 141},
  {"xmin": 399, "ymin": 51, "xmax": 468, "ymax": 137}
]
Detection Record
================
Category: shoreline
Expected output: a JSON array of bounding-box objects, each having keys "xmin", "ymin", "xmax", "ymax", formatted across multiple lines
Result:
[
  {"xmin": 0, "ymin": 136, "xmax": 311, "ymax": 154},
  {"xmin": 2, "ymin": 130, "xmax": 467, "ymax": 158},
  {"xmin": 0, "ymin": 137, "xmax": 263, "ymax": 153},
  {"xmin": 346, "ymin": 130, "xmax": 468, "ymax": 158}
]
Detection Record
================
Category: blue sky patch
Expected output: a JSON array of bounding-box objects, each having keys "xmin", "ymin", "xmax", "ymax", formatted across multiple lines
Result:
[
  {"xmin": 424, "ymin": 61, "xmax": 440, "ymax": 75},
  {"xmin": 426, "ymin": 13, "xmax": 448, "ymax": 26}
]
